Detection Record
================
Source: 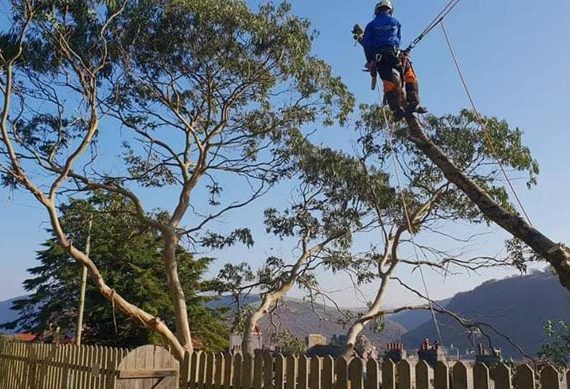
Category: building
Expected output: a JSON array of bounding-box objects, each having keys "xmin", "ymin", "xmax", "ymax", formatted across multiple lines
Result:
[
  {"xmin": 417, "ymin": 338, "xmax": 446, "ymax": 366},
  {"xmin": 384, "ymin": 342, "xmax": 407, "ymax": 363},
  {"xmin": 229, "ymin": 327, "xmax": 263, "ymax": 353}
]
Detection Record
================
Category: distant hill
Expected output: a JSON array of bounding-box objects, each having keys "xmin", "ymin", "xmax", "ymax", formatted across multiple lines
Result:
[
  {"xmin": 402, "ymin": 271, "xmax": 570, "ymax": 358},
  {"xmin": 0, "ymin": 297, "xmax": 23, "ymax": 335},
  {"xmin": 389, "ymin": 298, "xmax": 452, "ymax": 331},
  {"xmin": 254, "ymin": 298, "xmax": 406, "ymax": 347},
  {"xmin": 5, "ymin": 271, "xmax": 569, "ymax": 357},
  {"xmin": 209, "ymin": 295, "xmax": 406, "ymax": 346}
]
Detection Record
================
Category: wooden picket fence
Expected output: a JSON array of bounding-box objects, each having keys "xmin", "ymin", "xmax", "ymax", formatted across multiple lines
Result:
[
  {"xmin": 181, "ymin": 351, "xmax": 570, "ymax": 389},
  {"xmin": 0, "ymin": 341, "xmax": 129, "ymax": 389},
  {"xmin": 3, "ymin": 343, "xmax": 570, "ymax": 388}
]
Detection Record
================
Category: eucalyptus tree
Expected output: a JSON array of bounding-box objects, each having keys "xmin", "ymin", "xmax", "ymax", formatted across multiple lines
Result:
[
  {"xmin": 0, "ymin": 0, "xmax": 352, "ymax": 359},
  {"xmin": 292, "ymin": 106, "xmax": 540, "ymax": 357},
  {"xmin": 215, "ymin": 166, "xmax": 384, "ymax": 354}
]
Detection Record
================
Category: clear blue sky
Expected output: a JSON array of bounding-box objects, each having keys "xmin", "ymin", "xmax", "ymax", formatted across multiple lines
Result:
[{"xmin": 1, "ymin": 0, "xmax": 570, "ymax": 306}]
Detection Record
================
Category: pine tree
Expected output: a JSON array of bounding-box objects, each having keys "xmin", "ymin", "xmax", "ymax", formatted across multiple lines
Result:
[{"xmin": 2, "ymin": 193, "xmax": 228, "ymax": 351}]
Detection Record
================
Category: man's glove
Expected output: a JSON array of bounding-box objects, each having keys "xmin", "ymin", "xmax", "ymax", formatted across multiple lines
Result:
[{"xmin": 352, "ymin": 24, "xmax": 364, "ymax": 42}]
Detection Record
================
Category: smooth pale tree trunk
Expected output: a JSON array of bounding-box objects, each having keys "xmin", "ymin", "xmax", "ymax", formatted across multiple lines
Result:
[
  {"xmin": 75, "ymin": 216, "xmax": 93, "ymax": 346},
  {"xmin": 240, "ymin": 235, "xmax": 341, "ymax": 354},
  {"xmin": 404, "ymin": 115, "xmax": 570, "ymax": 289},
  {"xmin": 340, "ymin": 191, "xmax": 440, "ymax": 358},
  {"xmin": 241, "ymin": 248, "xmax": 318, "ymax": 354},
  {"xmin": 163, "ymin": 230, "xmax": 194, "ymax": 354},
  {"xmin": 242, "ymin": 284, "xmax": 296, "ymax": 355},
  {"xmin": 342, "ymin": 272, "xmax": 393, "ymax": 359}
]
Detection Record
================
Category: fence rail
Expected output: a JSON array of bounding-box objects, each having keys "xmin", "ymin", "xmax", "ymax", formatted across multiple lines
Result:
[
  {"xmin": 181, "ymin": 351, "xmax": 570, "ymax": 389},
  {"xmin": 0, "ymin": 341, "xmax": 129, "ymax": 389},
  {"xmin": 2, "ymin": 342, "xmax": 570, "ymax": 389}
]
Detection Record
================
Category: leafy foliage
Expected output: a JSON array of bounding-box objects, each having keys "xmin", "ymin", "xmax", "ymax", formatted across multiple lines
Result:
[
  {"xmin": 538, "ymin": 320, "xmax": 570, "ymax": 367},
  {"xmin": 1, "ymin": 0, "xmax": 354, "ymax": 354},
  {"xmin": 1, "ymin": 193, "xmax": 228, "ymax": 351},
  {"xmin": 270, "ymin": 329, "xmax": 307, "ymax": 356}
]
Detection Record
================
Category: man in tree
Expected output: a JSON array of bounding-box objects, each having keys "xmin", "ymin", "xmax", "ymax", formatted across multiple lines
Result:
[{"xmin": 357, "ymin": 1, "xmax": 426, "ymax": 120}]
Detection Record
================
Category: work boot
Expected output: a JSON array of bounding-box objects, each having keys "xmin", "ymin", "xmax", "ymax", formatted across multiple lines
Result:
[
  {"xmin": 385, "ymin": 90, "xmax": 405, "ymax": 122},
  {"xmin": 405, "ymin": 82, "xmax": 427, "ymax": 114}
]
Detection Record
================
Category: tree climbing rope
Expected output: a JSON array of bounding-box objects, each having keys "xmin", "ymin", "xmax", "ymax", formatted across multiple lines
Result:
[
  {"xmin": 361, "ymin": 0, "xmax": 538, "ymax": 350},
  {"xmin": 438, "ymin": 21, "xmax": 534, "ymax": 226},
  {"xmin": 401, "ymin": 0, "xmax": 533, "ymax": 225},
  {"xmin": 380, "ymin": 101, "xmax": 445, "ymax": 347},
  {"xmin": 403, "ymin": 0, "xmax": 463, "ymax": 54}
]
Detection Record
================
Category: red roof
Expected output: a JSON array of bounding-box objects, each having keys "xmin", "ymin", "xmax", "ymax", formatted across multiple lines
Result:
[{"xmin": 14, "ymin": 332, "xmax": 38, "ymax": 342}]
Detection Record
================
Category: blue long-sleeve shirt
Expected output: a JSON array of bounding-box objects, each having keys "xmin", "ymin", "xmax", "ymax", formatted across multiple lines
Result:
[{"xmin": 361, "ymin": 11, "xmax": 401, "ymax": 62}]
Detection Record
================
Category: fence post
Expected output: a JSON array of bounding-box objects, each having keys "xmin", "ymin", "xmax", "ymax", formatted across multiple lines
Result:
[
  {"xmin": 382, "ymin": 359, "xmax": 396, "ymax": 389},
  {"xmin": 540, "ymin": 365, "xmax": 561, "ymax": 389},
  {"xmin": 263, "ymin": 353, "xmax": 273, "ymax": 389},
  {"xmin": 223, "ymin": 353, "xmax": 233, "ymax": 389},
  {"xmin": 434, "ymin": 361, "xmax": 449, "ymax": 389},
  {"xmin": 416, "ymin": 360, "xmax": 431, "ymax": 389},
  {"xmin": 451, "ymin": 361, "xmax": 469, "ymax": 389},
  {"xmin": 298, "ymin": 355, "xmax": 309, "ymax": 389},
  {"xmin": 349, "ymin": 358, "xmax": 363, "ymax": 389},
  {"xmin": 232, "ymin": 353, "xmax": 242, "ymax": 389},
  {"xmin": 196, "ymin": 352, "xmax": 207, "ymax": 389},
  {"xmin": 514, "ymin": 364, "xmax": 535, "ymax": 389},
  {"xmin": 474, "ymin": 364, "xmax": 490, "ymax": 389},
  {"xmin": 206, "ymin": 352, "xmax": 216, "ymax": 389},
  {"xmin": 253, "ymin": 354, "xmax": 263, "ymax": 388},
  {"xmin": 397, "ymin": 360, "xmax": 413, "ymax": 389},
  {"xmin": 215, "ymin": 353, "xmax": 225, "ymax": 389},
  {"xmin": 286, "ymin": 355, "xmax": 298, "ymax": 389},
  {"xmin": 322, "ymin": 356, "xmax": 335, "ymax": 389},
  {"xmin": 309, "ymin": 357, "xmax": 321, "ymax": 389},
  {"xmin": 181, "ymin": 352, "xmax": 191, "ymax": 389},
  {"xmin": 242, "ymin": 353, "xmax": 253, "ymax": 389},
  {"xmin": 493, "ymin": 363, "xmax": 512, "ymax": 389},
  {"xmin": 335, "ymin": 357, "xmax": 348, "ymax": 389},
  {"xmin": 365, "ymin": 359, "xmax": 379, "ymax": 389},
  {"xmin": 275, "ymin": 354, "xmax": 286, "ymax": 389}
]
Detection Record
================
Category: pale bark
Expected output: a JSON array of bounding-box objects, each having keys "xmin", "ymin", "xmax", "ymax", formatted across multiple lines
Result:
[
  {"xmin": 241, "ymin": 254, "xmax": 309, "ymax": 355},
  {"xmin": 404, "ymin": 115, "xmax": 570, "ymax": 289},
  {"xmin": 162, "ymin": 230, "xmax": 193, "ymax": 353},
  {"xmin": 75, "ymin": 216, "xmax": 92, "ymax": 346},
  {"xmin": 0, "ymin": 29, "xmax": 187, "ymax": 360},
  {"xmin": 45, "ymin": 204, "xmax": 186, "ymax": 359},
  {"xmin": 241, "ymin": 233, "xmax": 341, "ymax": 354},
  {"xmin": 341, "ymin": 190, "xmax": 443, "ymax": 358}
]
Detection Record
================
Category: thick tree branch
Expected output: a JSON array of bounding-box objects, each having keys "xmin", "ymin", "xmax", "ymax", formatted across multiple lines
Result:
[{"xmin": 403, "ymin": 115, "xmax": 570, "ymax": 290}]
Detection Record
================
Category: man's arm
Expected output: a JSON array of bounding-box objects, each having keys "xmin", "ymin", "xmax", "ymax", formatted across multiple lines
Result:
[
  {"xmin": 396, "ymin": 20, "xmax": 402, "ymax": 44},
  {"xmin": 362, "ymin": 23, "xmax": 375, "ymax": 62}
]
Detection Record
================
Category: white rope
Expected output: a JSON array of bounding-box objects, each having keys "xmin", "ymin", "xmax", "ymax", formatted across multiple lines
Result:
[{"xmin": 379, "ymin": 101, "xmax": 445, "ymax": 347}]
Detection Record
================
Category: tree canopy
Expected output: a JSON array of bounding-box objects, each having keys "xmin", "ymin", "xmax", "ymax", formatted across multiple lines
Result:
[{"xmin": 1, "ymin": 0, "xmax": 353, "ymax": 359}]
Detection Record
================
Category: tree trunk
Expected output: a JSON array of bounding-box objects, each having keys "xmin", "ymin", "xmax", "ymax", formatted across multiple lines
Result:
[
  {"xmin": 404, "ymin": 115, "xmax": 570, "ymax": 289},
  {"xmin": 163, "ymin": 230, "xmax": 194, "ymax": 354},
  {"xmin": 242, "ymin": 299, "xmax": 271, "ymax": 355},
  {"xmin": 342, "ymin": 274, "xmax": 392, "ymax": 359},
  {"xmin": 45, "ymin": 204, "xmax": 186, "ymax": 360},
  {"xmin": 75, "ymin": 216, "xmax": 93, "ymax": 346}
]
